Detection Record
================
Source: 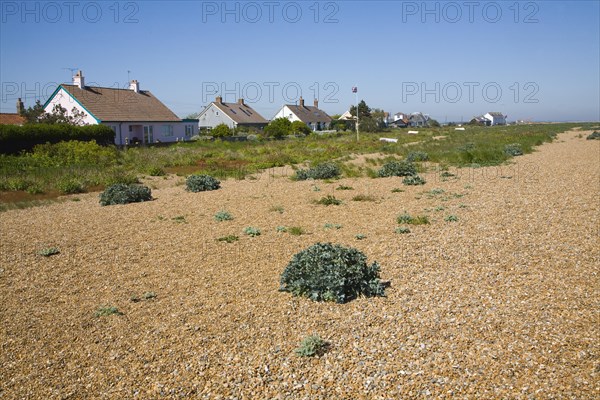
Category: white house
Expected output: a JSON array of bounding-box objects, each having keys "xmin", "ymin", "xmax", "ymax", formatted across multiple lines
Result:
[
  {"xmin": 338, "ymin": 110, "xmax": 354, "ymax": 120},
  {"xmin": 484, "ymin": 112, "xmax": 507, "ymax": 126},
  {"xmin": 272, "ymin": 97, "xmax": 332, "ymax": 131},
  {"xmin": 197, "ymin": 96, "xmax": 268, "ymax": 130},
  {"xmin": 44, "ymin": 71, "xmax": 197, "ymax": 145},
  {"xmin": 390, "ymin": 112, "xmax": 410, "ymax": 127}
]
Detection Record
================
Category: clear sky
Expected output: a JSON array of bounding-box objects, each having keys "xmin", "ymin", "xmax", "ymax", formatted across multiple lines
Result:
[{"xmin": 1, "ymin": 0, "xmax": 599, "ymax": 122}]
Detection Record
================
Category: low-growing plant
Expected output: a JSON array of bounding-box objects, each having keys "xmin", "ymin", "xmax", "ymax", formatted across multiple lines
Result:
[
  {"xmin": 99, "ymin": 183, "xmax": 152, "ymax": 206},
  {"xmin": 406, "ymin": 151, "xmax": 429, "ymax": 162},
  {"xmin": 217, "ymin": 235, "xmax": 239, "ymax": 243},
  {"xmin": 172, "ymin": 215, "xmax": 186, "ymax": 223},
  {"xmin": 336, "ymin": 185, "xmax": 354, "ymax": 190},
  {"xmin": 57, "ymin": 178, "xmax": 85, "ymax": 194},
  {"xmin": 279, "ymin": 242, "xmax": 386, "ymax": 303},
  {"xmin": 244, "ymin": 226, "xmax": 261, "ymax": 237},
  {"xmin": 295, "ymin": 162, "xmax": 341, "ymax": 180},
  {"xmin": 435, "ymin": 206, "xmax": 445, "ymax": 211},
  {"xmin": 295, "ymin": 335, "xmax": 329, "ymax": 357},
  {"xmin": 312, "ymin": 185, "xmax": 321, "ymax": 192},
  {"xmin": 378, "ymin": 160, "xmax": 417, "ymax": 177},
  {"xmin": 586, "ymin": 131, "xmax": 600, "ymax": 140},
  {"xmin": 355, "ymin": 233, "xmax": 367, "ymax": 240},
  {"xmin": 186, "ymin": 174, "xmax": 221, "ymax": 192},
  {"xmin": 288, "ymin": 226, "xmax": 305, "ymax": 236},
  {"xmin": 403, "ymin": 175, "xmax": 426, "ymax": 186},
  {"xmin": 504, "ymin": 143, "xmax": 523, "ymax": 156},
  {"xmin": 147, "ymin": 166, "xmax": 166, "ymax": 176},
  {"xmin": 395, "ymin": 227, "xmax": 411, "ymax": 234},
  {"xmin": 270, "ymin": 205, "xmax": 284, "ymax": 214},
  {"xmin": 397, "ymin": 212, "xmax": 430, "ymax": 225},
  {"xmin": 276, "ymin": 226, "xmax": 288, "ymax": 233},
  {"xmin": 391, "ymin": 188, "xmax": 404, "ymax": 193},
  {"xmin": 95, "ymin": 306, "xmax": 123, "ymax": 317},
  {"xmin": 352, "ymin": 194, "xmax": 376, "ymax": 202},
  {"xmin": 440, "ymin": 171, "xmax": 455, "ymax": 178},
  {"xmin": 323, "ymin": 223, "xmax": 343, "ymax": 230},
  {"xmin": 39, "ymin": 247, "xmax": 60, "ymax": 257},
  {"xmin": 143, "ymin": 291, "xmax": 157, "ymax": 300},
  {"xmin": 445, "ymin": 215, "xmax": 459, "ymax": 222},
  {"xmin": 214, "ymin": 210, "xmax": 233, "ymax": 221},
  {"xmin": 314, "ymin": 195, "xmax": 342, "ymax": 206}
]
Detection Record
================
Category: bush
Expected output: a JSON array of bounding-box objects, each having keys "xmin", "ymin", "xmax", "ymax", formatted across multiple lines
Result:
[
  {"xmin": 586, "ymin": 131, "xmax": 600, "ymax": 140},
  {"xmin": 57, "ymin": 178, "xmax": 85, "ymax": 194},
  {"xmin": 397, "ymin": 213, "xmax": 430, "ymax": 225},
  {"xmin": 314, "ymin": 195, "xmax": 342, "ymax": 206},
  {"xmin": 186, "ymin": 174, "xmax": 221, "ymax": 192},
  {"xmin": 211, "ymin": 123, "xmax": 232, "ymax": 138},
  {"xmin": 295, "ymin": 335, "xmax": 328, "ymax": 357},
  {"xmin": 504, "ymin": 143, "xmax": 523, "ymax": 156},
  {"xmin": 403, "ymin": 175, "xmax": 426, "ymax": 185},
  {"xmin": 279, "ymin": 242, "xmax": 386, "ymax": 303},
  {"xmin": 295, "ymin": 162, "xmax": 341, "ymax": 180},
  {"xmin": 214, "ymin": 210, "xmax": 233, "ymax": 221},
  {"xmin": 0, "ymin": 124, "xmax": 115, "ymax": 154},
  {"xmin": 291, "ymin": 120, "xmax": 311, "ymax": 135},
  {"xmin": 406, "ymin": 151, "xmax": 429, "ymax": 162},
  {"xmin": 99, "ymin": 183, "xmax": 152, "ymax": 206},
  {"xmin": 244, "ymin": 226, "xmax": 261, "ymax": 237},
  {"xmin": 378, "ymin": 160, "xmax": 417, "ymax": 177},
  {"xmin": 31, "ymin": 140, "xmax": 118, "ymax": 167},
  {"xmin": 264, "ymin": 118, "xmax": 292, "ymax": 139}
]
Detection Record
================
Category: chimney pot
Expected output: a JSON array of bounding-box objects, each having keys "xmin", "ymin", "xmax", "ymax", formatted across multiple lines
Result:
[
  {"xmin": 16, "ymin": 98, "xmax": 24, "ymax": 114},
  {"xmin": 314, "ymin": 99, "xmax": 319, "ymax": 108},
  {"xmin": 215, "ymin": 96, "xmax": 223, "ymax": 104},
  {"xmin": 73, "ymin": 70, "xmax": 85, "ymax": 89},
  {"xmin": 237, "ymin": 98, "xmax": 244, "ymax": 105},
  {"xmin": 129, "ymin": 79, "xmax": 140, "ymax": 93},
  {"xmin": 299, "ymin": 97, "xmax": 304, "ymax": 107}
]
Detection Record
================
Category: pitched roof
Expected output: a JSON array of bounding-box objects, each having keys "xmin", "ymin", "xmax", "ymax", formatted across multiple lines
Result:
[
  {"xmin": 486, "ymin": 112, "xmax": 504, "ymax": 117},
  {"xmin": 0, "ymin": 113, "xmax": 26, "ymax": 125},
  {"xmin": 286, "ymin": 105, "xmax": 332, "ymax": 124},
  {"xmin": 57, "ymin": 84, "xmax": 181, "ymax": 122},
  {"xmin": 212, "ymin": 100, "xmax": 268, "ymax": 125}
]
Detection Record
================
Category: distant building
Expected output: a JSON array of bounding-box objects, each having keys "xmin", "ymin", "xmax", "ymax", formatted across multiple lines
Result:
[
  {"xmin": 390, "ymin": 112, "xmax": 410, "ymax": 128},
  {"xmin": 338, "ymin": 110, "xmax": 354, "ymax": 121},
  {"xmin": 44, "ymin": 71, "xmax": 193, "ymax": 145},
  {"xmin": 409, "ymin": 112, "xmax": 429, "ymax": 127},
  {"xmin": 272, "ymin": 97, "xmax": 332, "ymax": 131},
  {"xmin": 0, "ymin": 98, "xmax": 26, "ymax": 126},
  {"xmin": 198, "ymin": 96, "xmax": 268, "ymax": 131},
  {"xmin": 484, "ymin": 112, "xmax": 507, "ymax": 126}
]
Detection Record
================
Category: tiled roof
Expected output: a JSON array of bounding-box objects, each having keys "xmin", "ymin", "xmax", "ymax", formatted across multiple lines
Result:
[
  {"xmin": 0, "ymin": 113, "xmax": 26, "ymax": 125},
  {"xmin": 286, "ymin": 105, "xmax": 332, "ymax": 124},
  {"xmin": 59, "ymin": 84, "xmax": 181, "ymax": 122},
  {"xmin": 212, "ymin": 101, "xmax": 268, "ymax": 125}
]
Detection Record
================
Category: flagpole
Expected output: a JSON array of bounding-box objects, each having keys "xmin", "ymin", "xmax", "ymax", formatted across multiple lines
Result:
[{"xmin": 353, "ymin": 86, "xmax": 359, "ymax": 141}]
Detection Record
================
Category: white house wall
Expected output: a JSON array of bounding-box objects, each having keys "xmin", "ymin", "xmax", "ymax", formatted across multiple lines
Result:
[
  {"xmin": 44, "ymin": 88, "xmax": 98, "ymax": 125},
  {"xmin": 272, "ymin": 106, "xmax": 301, "ymax": 123},
  {"xmin": 198, "ymin": 104, "xmax": 236, "ymax": 129},
  {"xmin": 105, "ymin": 122, "xmax": 189, "ymax": 146}
]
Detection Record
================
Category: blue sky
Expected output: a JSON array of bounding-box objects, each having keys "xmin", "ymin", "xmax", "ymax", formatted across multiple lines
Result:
[{"xmin": 1, "ymin": 0, "xmax": 599, "ymax": 122}]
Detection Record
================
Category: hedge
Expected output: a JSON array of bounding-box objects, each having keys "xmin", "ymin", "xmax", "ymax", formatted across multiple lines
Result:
[{"xmin": 0, "ymin": 124, "xmax": 115, "ymax": 154}]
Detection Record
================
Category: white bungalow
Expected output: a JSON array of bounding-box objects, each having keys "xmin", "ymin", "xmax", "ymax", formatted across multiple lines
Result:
[
  {"xmin": 272, "ymin": 97, "xmax": 332, "ymax": 131},
  {"xmin": 197, "ymin": 96, "xmax": 268, "ymax": 130},
  {"xmin": 484, "ymin": 112, "xmax": 507, "ymax": 126}
]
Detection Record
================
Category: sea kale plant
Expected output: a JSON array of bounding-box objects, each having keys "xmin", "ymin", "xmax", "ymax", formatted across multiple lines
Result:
[
  {"xmin": 295, "ymin": 162, "xmax": 341, "ymax": 180},
  {"xmin": 280, "ymin": 242, "xmax": 385, "ymax": 303},
  {"xmin": 99, "ymin": 183, "xmax": 152, "ymax": 206},
  {"xmin": 378, "ymin": 160, "xmax": 417, "ymax": 177},
  {"xmin": 186, "ymin": 174, "xmax": 221, "ymax": 192}
]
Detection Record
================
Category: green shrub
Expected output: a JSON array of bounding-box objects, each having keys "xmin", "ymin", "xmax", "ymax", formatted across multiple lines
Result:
[
  {"xmin": 288, "ymin": 226, "xmax": 305, "ymax": 236},
  {"xmin": 94, "ymin": 306, "xmax": 123, "ymax": 317},
  {"xmin": 99, "ymin": 183, "xmax": 152, "ymax": 206},
  {"xmin": 314, "ymin": 195, "xmax": 342, "ymax": 206},
  {"xmin": 279, "ymin": 242, "xmax": 386, "ymax": 303},
  {"xmin": 352, "ymin": 194, "xmax": 376, "ymax": 202},
  {"xmin": 397, "ymin": 213, "xmax": 430, "ymax": 225},
  {"xmin": 403, "ymin": 175, "xmax": 426, "ymax": 185},
  {"xmin": 211, "ymin": 123, "xmax": 232, "ymax": 138},
  {"xmin": 295, "ymin": 335, "xmax": 328, "ymax": 357},
  {"xmin": 406, "ymin": 151, "xmax": 429, "ymax": 162},
  {"xmin": 214, "ymin": 210, "xmax": 233, "ymax": 221},
  {"xmin": 336, "ymin": 185, "xmax": 354, "ymax": 190},
  {"xmin": 57, "ymin": 178, "xmax": 85, "ymax": 194},
  {"xmin": 295, "ymin": 162, "xmax": 341, "ymax": 180},
  {"xmin": 323, "ymin": 223, "xmax": 342, "ymax": 229},
  {"xmin": 445, "ymin": 215, "xmax": 459, "ymax": 222},
  {"xmin": 38, "ymin": 247, "xmax": 60, "ymax": 257},
  {"xmin": 355, "ymin": 233, "xmax": 367, "ymax": 240},
  {"xmin": 244, "ymin": 226, "xmax": 261, "ymax": 237},
  {"xmin": 276, "ymin": 226, "xmax": 288, "ymax": 233},
  {"xmin": 395, "ymin": 227, "xmax": 411, "ymax": 234},
  {"xmin": 217, "ymin": 235, "xmax": 239, "ymax": 243},
  {"xmin": 586, "ymin": 131, "xmax": 600, "ymax": 140},
  {"xmin": 378, "ymin": 160, "xmax": 417, "ymax": 177},
  {"xmin": 186, "ymin": 174, "xmax": 221, "ymax": 192},
  {"xmin": 504, "ymin": 143, "xmax": 523, "ymax": 156},
  {"xmin": 147, "ymin": 166, "xmax": 166, "ymax": 176}
]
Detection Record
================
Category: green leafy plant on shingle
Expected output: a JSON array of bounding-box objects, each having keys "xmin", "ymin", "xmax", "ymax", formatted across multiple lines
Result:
[
  {"xmin": 504, "ymin": 143, "xmax": 523, "ymax": 156},
  {"xmin": 406, "ymin": 151, "xmax": 429, "ymax": 162},
  {"xmin": 355, "ymin": 234, "xmax": 367, "ymax": 240},
  {"xmin": 269, "ymin": 205, "xmax": 284, "ymax": 214},
  {"xmin": 295, "ymin": 335, "xmax": 329, "ymax": 357},
  {"xmin": 186, "ymin": 174, "xmax": 221, "ymax": 192},
  {"xmin": 403, "ymin": 175, "xmax": 426, "ymax": 186},
  {"xmin": 38, "ymin": 247, "xmax": 60, "ymax": 257},
  {"xmin": 395, "ymin": 227, "xmax": 411, "ymax": 234},
  {"xmin": 279, "ymin": 242, "xmax": 386, "ymax": 303},
  {"xmin": 217, "ymin": 235, "xmax": 239, "ymax": 243},
  {"xmin": 445, "ymin": 215, "xmax": 459, "ymax": 222},
  {"xmin": 287, "ymin": 226, "xmax": 306, "ymax": 236},
  {"xmin": 397, "ymin": 212, "xmax": 430, "ymax": 225},
  {"xmin": 586, "ymin": 131, "xmax": 600, "ymax": 140},
  {"xmin": 295, "ymin": 162, "xmax": 341, "ymax": 180},
  {"xmin": 336, "ymin": 185, "xmax": 354, "ymax": 191},
  {"xmin": 276, "ymin": 226, "xmax": 288, "ymax": 233},
  {"xmin": 214, "ymin": 210, "xmax": 233, "ymax": 221},
  {"xmin": 314, "ymin": 195, "xmax": 342, "ymax": 206},
  {"xmin": 244, "ymin": 226, "xmax": 261, "ymax": 237},
  {"xmin": 378, "ymin": 160, "xmax": 417, "ymax": 177},
  {"xmin": 323, "ymin": 223, "xmax": 343, "ymax": 230},
  {"xmin": 99, "ymin": 183, "xmax": 152, "ymax": 206},
  {"xmin": 352, "ymin": 194, "xmax": 376, "ymax": 202},
  {"xmin": 94, "ymin": 306, "xmax": 123, "ymax": 317}
]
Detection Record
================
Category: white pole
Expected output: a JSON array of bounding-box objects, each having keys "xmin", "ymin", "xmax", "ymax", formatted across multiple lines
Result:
[{"xmin": 355, "ymin": 89, "xmax": 359, "ymax": 141}]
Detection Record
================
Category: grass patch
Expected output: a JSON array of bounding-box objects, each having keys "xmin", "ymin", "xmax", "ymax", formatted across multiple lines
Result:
[
  {"xmin": 314, "ymin": 195, "xmax": 342, "ymax": 206},
  {"xmin": 287, "ymin": 226, "xmax": 306, "ymax": 236},
  {"xmin": 397, "ymin": 212, "xmax": 430, "ymax": 225},
  {"xmin": 94, "ymin": 306, "xmax": 123, "ymax": 317},
  {"xmin": 445, "ymin": 215, "xmax": 459, "ymax": 222},
  {"xmin": 336, "ymin": 185, "xmax": 354, "ymax": 190},
  {"xmin": 217, "ymin": 235, "xmax": 239, "ymax": 243},
  {"xmin": 351, "ymin": 194, "xmax": 376, "ymax": 202},
  {"xmin": 269, "ymin": 205, "xmax": 284, "ymax": 214}
]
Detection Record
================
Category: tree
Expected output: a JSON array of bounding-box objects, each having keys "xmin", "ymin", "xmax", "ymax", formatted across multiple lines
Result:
[
  {"xmin": 211, "ymin": 123, "xmax": 232, "ymax": 138},
  {"xmin": 264, "ymin": 118, "xmax": 292, "ymax": 139},
  {"xmin": 428, "ymin": 119, "xmax": 441, "ymax": 128},
  {"xmin": 349, "ymin": 100, "xmax": 371, "ymax": 119},
  {"xmin": 22, "ymin": 102, "xmax": 88, "ymax": 125},
  {"xmin": 291, "ymin": 120, "xmax": 311, "ymax": 135},
  {"xmin": 21, "ymin": 100, "xmax": 46, "ymax": 124}
]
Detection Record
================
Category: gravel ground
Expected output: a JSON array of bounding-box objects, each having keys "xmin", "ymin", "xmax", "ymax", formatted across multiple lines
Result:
[{"xmin": 1, "ymin": 129, "xmax": 598, "ymax": 399}]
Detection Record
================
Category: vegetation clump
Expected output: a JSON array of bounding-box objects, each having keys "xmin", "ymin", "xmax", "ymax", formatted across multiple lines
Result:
[
  {"xmin": 39, "ymin": 247, "xmax": 60, "ymax": 257},
  {"xmin": 214, "ymin": 210, "xmax": 233, "ymax": 221},
  {"xmin": 99, "ymin": 183, "xmax": 152, "ymax": 206},
  {"xmin": 314, "ymin": 195, "xmax": 342, "ymax": 206},
  {"xmin": 586, "ymin": 131, "xmax": 600, "ymax": 140},
  {"xmin": 504, "ymin": 143, "xmax": 523, "ymax": 156},
  {"xmin": 217, "ymin": 235, "xmax": 239, "ymax": 243},
  {"xmin": 94, "ymin": 306, "xmax": 123, "ymax": 317},
  {"xmin": 397, "ymin": 212, "xmax": 430, "ymax": 225},
  {"xmin": 295, "ymin": 162, "xmax": 341, "ymax": 180},
  {"xmin": 244, "ymin": 227, "xmax": 261, "ymax": 237},
  {"xmin": 406, "ymin": 151, "xmax": 429, "ymax": 162},
  {"xmin": 280, "ymin": 242, "xmax": 386, "ymax": 303},
  {"xmin": 403, "ymin": 175, "xmax": 426, "ymax": 185},
  {"xmin": 295, "ymin": 335, "xmax": 329, "ymax": 357},
  {"xmin": 186, "ymin": 174, "xmax": 221, "ymax": 192},
  {"xmin": 378, "ymin": 160, "xmax": 417, "ymax": 177}
]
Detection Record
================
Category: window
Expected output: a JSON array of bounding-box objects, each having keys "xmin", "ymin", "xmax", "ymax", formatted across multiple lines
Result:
[
  {"xmin": 128, "ymin": 125, "xmax": 133, "ymax": 132},
  {"xmin": 162, "ymin": 125, "xmax": 173, "ymax": 137},
  {"xmin": 143, "ymin": 126, "xmax": 154, "ymax": 143},
  {"xmin": 185, "ymin": 125, "xmax": 194, "ymax": 137}
]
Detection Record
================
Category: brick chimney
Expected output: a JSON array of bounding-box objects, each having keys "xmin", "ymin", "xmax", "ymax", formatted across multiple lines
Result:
[
  {"xmin": 73, "ymin": 70, "xmax": 85, "ymax": 89},
  {"xmin": 299, "ymin": 97, "xmax": 304, "ymax": 107},
  {"xmin": 16, "ymin": 98, "xmax": 24, "ymax": 114},
  {"xmin": 129, "ymin": 79, "xmax": 140, "ymax": 93},
  {"xmin": 216, "ymin": 96, "xmax": 223, "ymax": 104},
  {"xmin": 237, "ymin": 98, "xmax": 245, "ymax": 105},
  {"xmin": 314, "ymin": 99, "xmax": 319, "ymax": 108}
]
